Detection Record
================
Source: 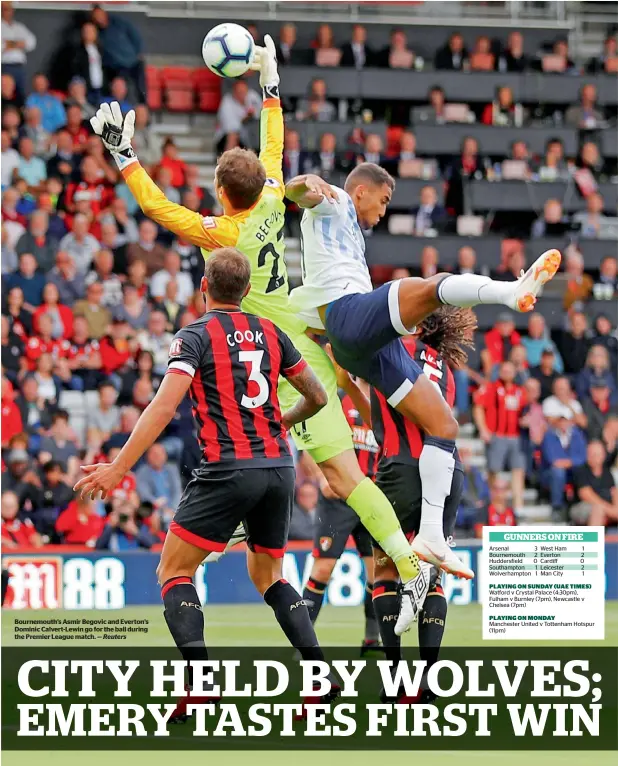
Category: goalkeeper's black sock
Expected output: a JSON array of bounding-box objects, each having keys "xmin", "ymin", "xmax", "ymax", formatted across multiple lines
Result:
[
  {"xmin": 363, "ymin": 581, "xmax": 380, "ymax": 642},
  {"xmin": 264, "ymin": 579, "xmax": 323, "ymax": 661},
  {"xmin": 162, "ymin": 577, "xmax": 208, "ymax": 688},
  {"xmin": 418, "ymin": 581, "xmax": 447, "ymax": 668},
  {"xmin": 372, "ymin": 579, "xmax": 401, "ymax": 663},
  {"xmin": 302, "ymin": 577, "xmax": 327, "ymax": 623}
]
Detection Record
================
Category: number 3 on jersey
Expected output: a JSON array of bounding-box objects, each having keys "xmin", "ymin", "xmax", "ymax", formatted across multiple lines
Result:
[
  {"xmin": 258, "ymin": 228, "xmax": 285, "ymax": 294},
  {"xmin": 239, "ymin": 350, "xmax": 269, "ymax": 409}
]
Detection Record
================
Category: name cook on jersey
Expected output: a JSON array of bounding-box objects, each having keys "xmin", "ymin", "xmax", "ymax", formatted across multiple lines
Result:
[{"xmin": 171, "ymin": 330, "xmax": 266, "ymax": 352}]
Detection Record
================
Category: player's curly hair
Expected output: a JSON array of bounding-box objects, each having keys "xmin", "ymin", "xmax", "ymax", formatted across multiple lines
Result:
[{"xmin": 418, "ymin": 306, "xmax": 477, "ymax": 369}]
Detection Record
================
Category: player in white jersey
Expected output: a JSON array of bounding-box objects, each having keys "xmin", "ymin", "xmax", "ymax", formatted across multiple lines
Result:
[{"xmin": 286, "ymin": 163, "xmax": 561, "ymax": 577}]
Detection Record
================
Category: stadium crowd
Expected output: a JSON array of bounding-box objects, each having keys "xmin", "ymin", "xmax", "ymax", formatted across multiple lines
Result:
[{"xmin": 1, "ymin": 5, "xmax": 617, "ymax": 552}]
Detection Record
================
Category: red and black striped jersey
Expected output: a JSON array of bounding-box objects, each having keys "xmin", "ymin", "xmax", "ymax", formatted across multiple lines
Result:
[
  {"xmin": 371, "ymin": 338, "xmax": 456, "ymax": 465},
  {"xmin": 166, "ymin": 309, "xmax": 306, "ymax": 470},
  {"xmin": 339, "ymin": 391, "xmax": 380, "ymax": 481},
  {"xmin": 472, "ymin": 379, "xmax": 525, "ymax": 437}
]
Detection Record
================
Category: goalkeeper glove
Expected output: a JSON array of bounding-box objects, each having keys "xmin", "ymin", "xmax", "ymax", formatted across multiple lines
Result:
[
  {"xmin": 250, "ymin": 34, "xmax": 280, "ymax": 100},
  {"xmin": 90, "ymin": 101, "xmax": 138, "ymax": 171}
]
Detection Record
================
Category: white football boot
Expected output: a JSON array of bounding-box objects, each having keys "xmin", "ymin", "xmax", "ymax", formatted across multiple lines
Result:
[
  {"xmin": 395, "ymin": 561, "xmax": 431, "ymax": 635},
  {"xmin": 507, "ymin": 248, "xmax": 562, "ymax": 312},
  {"xmin": 411, "ymin": 535, "xmax": 474, "ymax": 580}
]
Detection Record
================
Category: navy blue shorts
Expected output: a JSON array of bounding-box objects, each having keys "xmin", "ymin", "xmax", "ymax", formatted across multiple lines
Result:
[{"xmin": 324, "ymin": 281, "xmax": 423, "ymax": 406}]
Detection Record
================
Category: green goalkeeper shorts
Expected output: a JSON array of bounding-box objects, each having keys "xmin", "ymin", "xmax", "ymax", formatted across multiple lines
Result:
[{"xmin": 277, "ymin": 332, "xmax": 353, "ymax": 463}]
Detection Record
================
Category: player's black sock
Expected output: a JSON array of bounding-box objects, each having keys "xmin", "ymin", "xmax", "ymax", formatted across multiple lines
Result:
[
  {"xmin": 363, "ymin": 582, "xmax": 380, "ymax": 642},
  {"xmin": 418, "ymin": 582, "xmax": 447, "ymax": 668},
  {"xmin": 264, "ymin": 579, "xmax": 324, "ymax": 661},
  {"xmin": 302, "ymin": 577, "xmax": 327, "ymax": 623},
  {"xmin": 162, "ymin": 576, "xmax": 208, "ymax": 688},
  {"xmin": 372, "ymin": 579, "xmax": 401, "ymax": 663}
]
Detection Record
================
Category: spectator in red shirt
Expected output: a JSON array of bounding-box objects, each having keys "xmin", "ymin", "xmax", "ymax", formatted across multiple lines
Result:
[
  {"xmin": 481, "ymin": 312, "xmax": 522, "ymax": 375},
  {"xmin": 2, "ymin": 186, "xmax": 28, "ymax": 228},
  {"xmin": 56, "ymin": 497, "xmax": 105, "ymax": 546},
  {"xmin": 25, "ymin": 313, "xmax": 72, "ymax": 371},
  {"xmin": 64, "ymin": 155, "xmax": 115, "ymax": 221},
  {"xmin": 98, "ymin": 318, "xmax": 138, "ymax": 376},
  {"xmin": 474, "ymin": 477, "xmax": 517, "ymax": 538},
  {"xmin": 67, "ymin": 315, "xmax": 103, "ymax": 390},
  {"xmin": 65, "ymin": 104, "xmax": 89, "ymax": 152},
  {"xmin": 158, "ymin": 138, "xmax": 187, "ymax": 188},
  {"xmin": 181, "ymin": 164, "xmax": 210, "ymax": 211},
  {"xmin": 1, "ymin": 490, "xmax": 42, "ymax": 548},
  {"xmin": 1, "ymin": 375, "xmax": 22, "ymax": 447},
  {"xmin": 33, "ymin": 282, "xmax": 74, "ymax": 340},
  {"xmin": 473, "ymin": 360, "xmax": 527, "ymax": 510}
]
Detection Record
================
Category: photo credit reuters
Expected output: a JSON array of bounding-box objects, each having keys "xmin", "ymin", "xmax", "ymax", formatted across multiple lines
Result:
[{"xmin": 1, "ymin": 1, "xmax": 617, "ymax": 766}]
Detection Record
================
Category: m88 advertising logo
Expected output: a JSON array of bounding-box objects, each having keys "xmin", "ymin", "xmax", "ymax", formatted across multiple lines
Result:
[{"xmin": 4, "ymin": 557, "xmax": 126, "ymax": 610}]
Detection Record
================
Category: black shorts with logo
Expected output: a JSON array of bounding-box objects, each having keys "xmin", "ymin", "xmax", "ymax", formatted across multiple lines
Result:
[
  {"xmin": 313, "ymin": 495, "xmax": 373, "ymax": 560},
  {"xmin": 170, "ymin": 466, "xmax": 295, "ymax": 558},
  {"xmin": 373, "ymin": 461, "xmax": 464, "ymax": 549}
]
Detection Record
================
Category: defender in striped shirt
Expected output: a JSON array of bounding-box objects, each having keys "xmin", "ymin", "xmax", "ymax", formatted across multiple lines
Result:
[{"xmin": 75, "ymin": 249, "xmax": 343, "ymax": 721}]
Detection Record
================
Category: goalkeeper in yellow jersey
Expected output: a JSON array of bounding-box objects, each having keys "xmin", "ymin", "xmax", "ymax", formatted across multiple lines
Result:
[{"xmin": 90, "ymin": 36, "xmax": 426, "ymax": 633}]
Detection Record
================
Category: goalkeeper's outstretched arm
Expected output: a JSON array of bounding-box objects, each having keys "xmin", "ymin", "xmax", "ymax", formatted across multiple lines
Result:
[
  {"xmin": 253, "ymin": 34, "xmax": 284, "ymax": 195},
  {"xmin": 90, "ymin": 102, "xmax": 235, "ymax": 250}
]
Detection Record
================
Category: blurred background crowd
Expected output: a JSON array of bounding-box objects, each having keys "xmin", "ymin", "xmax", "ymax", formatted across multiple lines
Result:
[{"xmin": 2, "ymin": 2, "xmax": 617, "ymax": 553}]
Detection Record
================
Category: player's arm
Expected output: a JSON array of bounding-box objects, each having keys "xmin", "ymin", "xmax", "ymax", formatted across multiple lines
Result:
[
  {"xmin": 282, "ymin": 365, "xmax": 328, "ymax": 430},
  {"xmin": 285, "ymin": 173, "xmax": 339, "ymax": 209},
  {"xmin": 252, "ymin": 35, "xmax": 284, "ymax": 195},
  {"xmin": 90, "ymin": 101, "xmax": 237, "ymax": 250}
]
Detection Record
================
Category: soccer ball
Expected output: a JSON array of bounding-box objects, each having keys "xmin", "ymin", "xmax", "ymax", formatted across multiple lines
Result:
[{"xmin": 202, "ymin": 23, "xmax": 255, "ymax": 78}]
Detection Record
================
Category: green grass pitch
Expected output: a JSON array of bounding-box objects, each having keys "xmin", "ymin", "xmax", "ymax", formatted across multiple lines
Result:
[{"xmin": 3, "ymin": 602, "xmax": 617, "ymax": 766}]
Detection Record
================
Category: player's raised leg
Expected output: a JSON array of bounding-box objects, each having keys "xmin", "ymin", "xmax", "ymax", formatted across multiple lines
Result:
[{"xmin": 393, "ymin": 248, "xmax": 562, "ymax": 335}]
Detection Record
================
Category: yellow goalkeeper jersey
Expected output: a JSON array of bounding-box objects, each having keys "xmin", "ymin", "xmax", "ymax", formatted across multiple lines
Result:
[{"xmin": 121, "ymin": 97, "xmax": 306, "ymax": 337}]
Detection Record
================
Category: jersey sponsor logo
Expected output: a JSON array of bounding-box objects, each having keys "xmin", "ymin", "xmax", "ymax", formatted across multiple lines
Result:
[
  {"xmin": 169, "ymin": 338, "xmax": 183, "ymax": 357},
  {"xmin": 265, "ymin": 177, "xmax": 280, "ymax": 187},
  {"xmin": 202, "ymin": 216, "xmax": 217, "ymax": 229},
  {"xmin": 319, "ymin": 536, "xmax": 333, "ymax": 552},
  {"xmin": 226, "ymin": 329, "xmax": 264, "ymax": 347}
]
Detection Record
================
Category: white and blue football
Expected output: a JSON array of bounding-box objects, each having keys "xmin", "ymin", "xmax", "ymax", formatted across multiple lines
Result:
[{"xmin": 202, "ymin": 23, "xmax": 255, "ymax": 78}]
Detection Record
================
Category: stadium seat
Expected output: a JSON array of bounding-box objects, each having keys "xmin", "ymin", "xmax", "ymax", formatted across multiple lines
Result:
[
  {"xmin": 59, "ymin": 390, "xmax": 86, "ymax": 413},
  {"xmin": 162, "ymin": 66, "xmax": 195, "ymax": 112},
  {"xmin": 193, "ymin": 68, "xmax": 222, "ymax": 113},
  {"xmin": 456, "ymin": 216, "xmax": 484, "ymax": 236},
  {"xmin": 388, "ymin": 214, "xmax": 415, "ymax": 235},
  {"xmin": 146, "ymin": 65, "xmax": 163, "ymax": 111}
]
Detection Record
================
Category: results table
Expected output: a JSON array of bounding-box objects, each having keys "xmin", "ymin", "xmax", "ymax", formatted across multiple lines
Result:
[{"xmin": 481, "ymin": 526, "xmax": 605, "ymax": 640}]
